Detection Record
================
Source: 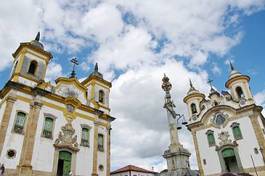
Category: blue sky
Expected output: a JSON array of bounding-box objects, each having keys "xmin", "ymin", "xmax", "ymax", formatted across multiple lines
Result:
[{"xmin": 1, "ymin": 0, "xmax": 265, "ymax": 172}]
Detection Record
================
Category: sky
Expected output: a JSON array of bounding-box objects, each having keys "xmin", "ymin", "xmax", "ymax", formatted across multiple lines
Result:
[{"xmin": 1, "ymin": 0, "xmax": 265, "ymax": 172}]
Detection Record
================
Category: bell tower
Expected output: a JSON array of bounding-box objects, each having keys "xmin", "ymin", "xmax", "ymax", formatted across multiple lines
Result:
[
  {"xmin": 81, "ymin": 63, "xmax": 112, "ymax": 114},
  {"xmin": 11, "ymin": 32, "xmax": 52, "ymax": 87},
  {"xmin": 225, "ymin": 62, "xmax": 254, "ymax": 104}
]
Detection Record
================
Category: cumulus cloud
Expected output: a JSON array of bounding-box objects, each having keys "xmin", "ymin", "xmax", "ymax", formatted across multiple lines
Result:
[
  {"xmin": 1, "ymin": 0, "xmax": 265, "ymax": 172},
  {"xmin": 45, "ymin": 62, "xmax": 64, "ymax": 81}
]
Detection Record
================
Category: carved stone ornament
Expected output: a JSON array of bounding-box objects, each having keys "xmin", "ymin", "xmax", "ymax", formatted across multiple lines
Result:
[
  {"xmin": 54, "ymin": 122, "xmax": 79, "ymax": 152},
  {"xmin": 218, "ymin": 131, "xmax": 232, "ymax": 146}
]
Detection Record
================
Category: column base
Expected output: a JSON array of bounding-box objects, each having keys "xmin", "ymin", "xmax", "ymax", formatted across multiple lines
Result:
[
  {"xmin": 17, "ymin": 164, "xmax": 33, "ymax": 176},
  {"xmin": 91, "ymin": 173, "xmax": 98, "ymax": 176}
]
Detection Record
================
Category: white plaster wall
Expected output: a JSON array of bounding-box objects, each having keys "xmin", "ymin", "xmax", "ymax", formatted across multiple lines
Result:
[
  {"xmin": 73, "ymin": 117, "xmax": 94, "ymax": 176},
  {"xmin": 18, "ymin": 76, "xmax": 38, "ymax": 87},
  {"xmin": 197, "ymin": 128, "xmax": 221, "ymax": 175},
  {"xmin": 197, "ymin": 116, "xmax": 264, "ymax": 175},
  {"xmin": 97, "ymin": 126, "xmax": 107, "ymax": 176},
  {"xmin": 131, "ymin": 171, "xmax": 156, "ymax": 176},
  {"xmin": 111, "ymin": 171, "xmax": 129, "ymax": 176},
  {"xmin": 94, "ymin": 84, "xmax": 110, "ymax": 107},
  {"xmin": 55, "ymin": 84, "xmax": 87, "ymax": 105},
  {"xmin": 31, "ymin": 105, "xmax": 66, "ymax": 172},
  {"xmin": 236, "ymin": 117, "xmax": 264, "ymax": 168},
  {"xmin": 0, "ymin": 100, "xmax": 30, "ymax": 169}
]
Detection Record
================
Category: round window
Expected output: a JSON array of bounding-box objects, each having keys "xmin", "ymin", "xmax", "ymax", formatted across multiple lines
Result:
[
  {"xmin": 99, "ymin": 164, "xmax": 104, "ymax": 171},
  {"xmin": 7, "ymin": 149, "xmax": 16, "ymax": 159},
  {"xmin": 214, "ymin": 113, "xmax": 226, "ymax": 125}
]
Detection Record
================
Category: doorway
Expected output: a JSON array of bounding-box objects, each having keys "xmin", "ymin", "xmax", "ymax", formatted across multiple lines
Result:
[
  {"xmin": 57, "ymin": 151, "xmax": 72, "ymax": 176},
  {"xmin": 222, "ymin": 148, "xmax": 239, "ymax": 173}
]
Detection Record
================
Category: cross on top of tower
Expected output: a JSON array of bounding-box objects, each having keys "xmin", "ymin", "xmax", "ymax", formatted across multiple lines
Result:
[
  {"xmin": 70, "ymin": 57, "xmax": 79, "ymax": 78},
  {"xmin": 208, "ymin": 79, "xmax": 215, "ymax": 92}
]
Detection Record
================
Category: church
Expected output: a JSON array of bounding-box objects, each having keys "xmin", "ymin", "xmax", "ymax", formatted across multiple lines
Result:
[
  {"xmin": 0, "ymin": 33, "xmax": 115, "ymax": 176},
  {"xmin": 184, "ymin": 64, "xmax": 265, "ymax": 175}
]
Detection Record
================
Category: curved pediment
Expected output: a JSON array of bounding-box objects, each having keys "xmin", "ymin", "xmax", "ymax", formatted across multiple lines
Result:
[{"xmin": 55, "ymin": 77, "xmax": 87, "ymax": 104}]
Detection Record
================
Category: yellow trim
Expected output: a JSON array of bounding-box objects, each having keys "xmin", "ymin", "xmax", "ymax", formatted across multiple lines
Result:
[
  {"xmin": 13, "ymin": 42, "xmax": 52, "ymax": 62},
  {"xmin": 15, "ymin": 95, "xmax": 109, "ymax": 127},
  {"xmin": 86, "ymin": 80, "xmax": 111, "ymax": 90},
  {"xmin": 225, "ymin": 75, "xmax": 250, "ymax": 88},
  {"xmin": 55, "ymin": 77, "xmax": 87, "ymax": 98}
]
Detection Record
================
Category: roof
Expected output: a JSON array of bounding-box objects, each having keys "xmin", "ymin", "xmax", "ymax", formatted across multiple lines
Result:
[{"xmin": 111, "ymin": 165, "xmax": 158, "ymax": 174}]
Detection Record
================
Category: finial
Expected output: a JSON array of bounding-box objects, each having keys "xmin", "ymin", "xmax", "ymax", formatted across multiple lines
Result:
[
  {"xmin": 35, "ymin": 32, "xmax": 40, "ymax": 41},
  {"xmin": 162, "ymin": 74, "xmax": 172, "ymax": 92},
  {"xmin": 70, "ymin": 57, "xmax": 79, "ymax": 78},
  {"xmin": 94, "ymin": 63, "xmax": 99, "ymax": 72},
  {"xmin": 189, "ymin": 79, "xmax": 194, "ymax": 88},
  {"xmin": 229, "ymin": 60, "xmax": 234, "ymax": 71}
]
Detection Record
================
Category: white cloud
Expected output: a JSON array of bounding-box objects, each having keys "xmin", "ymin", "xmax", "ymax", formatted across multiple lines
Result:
[
  {"xmin": 45, "ymin": 62, "xmax": 63, "ymax": 81},
  {"xmin": 0, "ymin": 0, "xmax": 265, "ymax": 173},
  {"xmin": 110, "ymin": 59, "xmax": 209, "ymax": 170},
  {"xmin": 255, "ymin": 90, "xmax": 265, "ymax": 106}
]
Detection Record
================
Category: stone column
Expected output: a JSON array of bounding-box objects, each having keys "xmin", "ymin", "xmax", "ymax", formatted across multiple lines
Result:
[
  {"xmin": 106, "ymin": 124, "xmax": 111, "ymax": 176},
  {"xmin": 191, "ymin": 130, "xmax": 204, "ymax": 176},
  {"xmin": 18, "ymin": 101, "xmax": 42, "ymax": 176},
  {"xmin": 249, "ymin": 108, "xmax": 265, "ymax": 163},
  {"xmin": 92, "ymin": 121, "xmax": 99, "ymax": 176},
  {"xmin": 0, "ymin": 96, "xmax": 17, "ymax": 155}
]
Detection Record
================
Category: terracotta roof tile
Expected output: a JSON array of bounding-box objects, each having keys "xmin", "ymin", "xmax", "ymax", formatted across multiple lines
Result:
[{"xmin": 111, "ymin": 165, "xmax": 158, "ymax": 174}]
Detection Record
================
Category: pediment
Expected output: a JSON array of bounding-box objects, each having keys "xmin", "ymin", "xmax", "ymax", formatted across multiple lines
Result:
[{"xmin": 55, "ymin": 77, "xmax": 87, "ymax": 104}]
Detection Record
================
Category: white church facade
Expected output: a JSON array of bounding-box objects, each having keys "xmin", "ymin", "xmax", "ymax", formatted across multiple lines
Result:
[
  {"xmin": 0, "ymin": 33, "xmax": 115, "ymax": 176},
  {"xmin": 184, "ymin": 63, "xmax": 265, "ymax": 176}
]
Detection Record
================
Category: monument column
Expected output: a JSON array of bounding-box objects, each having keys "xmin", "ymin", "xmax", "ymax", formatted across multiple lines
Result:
[{"xmin": 161, "ymin": 74, "xmax": 191, "ymax": 176}]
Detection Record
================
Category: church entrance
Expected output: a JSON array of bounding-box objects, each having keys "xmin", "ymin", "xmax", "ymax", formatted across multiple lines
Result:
[
  {"xmin": 222, "ymin": 148, "xmax": 239, "ymax": 173},
  {"xmin": 57, "ymin": 151, "xmax": 72, "ymax": 176}
]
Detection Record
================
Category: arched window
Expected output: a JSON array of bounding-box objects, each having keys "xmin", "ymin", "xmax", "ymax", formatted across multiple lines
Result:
[
  {"xmin": 99, "ymin": 90, "xmax": 105, "ymax": 103},
  {"xmin": 235, "ymin": 87, "xmax": 244, "ymax": 99},
  {"xmin": 13, "ymin": 112, "xmax": 27, "ymax": 134},
  {"xmin": 206, "ymin": 130, "xmax": 215, "ymax": 147},
  {"xmin": 28, "ymin": 60, "xmax": 38, "ymax": 75},
  {"xmin": 191, "ymin": 103, "xmax": 197, "ymax": 114},
  {"xmin": 231, "ymin": 123, "xmax": 243, "ymax": 140}
]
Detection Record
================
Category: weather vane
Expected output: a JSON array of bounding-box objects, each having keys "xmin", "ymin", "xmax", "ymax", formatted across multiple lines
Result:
[{"xmin": 70, "ymin": 57, "xmax": 79, "ymax": 78}]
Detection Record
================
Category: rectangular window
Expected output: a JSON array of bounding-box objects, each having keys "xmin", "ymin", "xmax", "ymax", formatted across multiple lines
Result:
[
  {"xmin": 81, "ymin": 128, "xmax": 90, "ymax": 147},
  {"xmin": 42, "ymin": 117, "xmax": 54, "ymax": 138},
  {"xmin": 14, "ymin": 112, "xmax": 26, "ymax": 134},
  {"xmin": 98, "ymin": 134, "xmax": 104, "ymax": 152}
]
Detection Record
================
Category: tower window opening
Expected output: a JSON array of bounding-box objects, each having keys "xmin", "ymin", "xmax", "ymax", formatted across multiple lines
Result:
[
  {"xmin": 191, "ymin": 103, "xmax": 197, "ymax": 114},
  {"xmin": 99, "ymin": 90, "xmax": 105, "ymax": 103},
  {"xmin": 28, "ymin": 60, "xmax": 38, "ymax": 75},
  {"xmin": 235, "ymin": 87, "xmax": 244, "ymax": 99}
]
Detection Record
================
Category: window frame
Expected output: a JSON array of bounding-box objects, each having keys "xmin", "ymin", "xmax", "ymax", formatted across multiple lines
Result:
[
  {"xmin": 231, "ymin": 122, "xmax": 243, "ymax": 140},
  {"xmin": 235, "ymin": 86, "xmax": 244, "ymax": 99},
  {"xmin": 80, "ymin": 124, "xmax": 91, "ymax": 147},
  {"xmin": 190, "ymin": 103, "xmax": 197, "ymax": 114},
  {"xmin": 206, "ymin": 130, "xmax": 216, "ymax": 147},
  {"xmin": 12, "ymin": 111, "xmax": 28, "ymax": 135},
  {"xmin": 41, "ymin": 113, "xmax": 56, "ymax": 139},
  {"xmin": 98, "ymin": 133, "xmax": 104, "ymax": 152}
]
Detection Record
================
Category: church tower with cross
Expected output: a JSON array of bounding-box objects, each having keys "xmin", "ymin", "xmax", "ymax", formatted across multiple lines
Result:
[
  {"xmin": 0, "ymin": 33, "xmax": 115, "ymax": 176},
  {"xmin": 183, "ymin": 63, "xmax": 265, "ymax": 175}
]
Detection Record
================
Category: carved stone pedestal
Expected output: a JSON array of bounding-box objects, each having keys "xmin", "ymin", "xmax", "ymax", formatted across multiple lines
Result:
[
  {"xmin": 162, "ymin": 144, "xmax": 192, "ymax": 176},
  {"xmin": 17, "ymin": 165, "xmax": 33, "ymax": 176}
]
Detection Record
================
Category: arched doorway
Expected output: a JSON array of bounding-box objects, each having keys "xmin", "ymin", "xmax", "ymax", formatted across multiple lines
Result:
[
  {"xmin": 222, "ymin": 148, "xmax": 239, "ymax": 173},
  {"xmin": 57, "ymin": 151, "xmax": 72, "ymax": 176}
]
